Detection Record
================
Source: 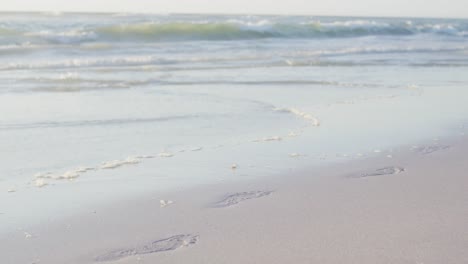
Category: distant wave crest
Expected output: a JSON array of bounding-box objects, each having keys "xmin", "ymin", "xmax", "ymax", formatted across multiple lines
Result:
[
  {"xmin": 94, "ymin": 20, "xmax": 468, "ymax": 41},
  {"xmin": 1, "ymin": 19, "xmax": 467, "ymax": 44},
  {"xmin": 96, "ymin": 22, "xmax": 275, "ymax": 41}
]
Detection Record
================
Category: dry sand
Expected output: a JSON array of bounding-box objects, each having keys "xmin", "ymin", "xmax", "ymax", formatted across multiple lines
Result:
[{"xmin": 1, "ymin": 136, "xmax": 467, "ymax": 264}]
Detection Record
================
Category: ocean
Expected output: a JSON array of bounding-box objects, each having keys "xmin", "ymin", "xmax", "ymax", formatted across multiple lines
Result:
[{"xmin": 1, "ymin": 12, "xmax": 468, "ymax": 231}]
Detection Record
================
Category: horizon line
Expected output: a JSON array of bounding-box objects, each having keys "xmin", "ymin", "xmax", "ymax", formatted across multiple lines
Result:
[{"xmin": 0, "ymin": 10, "xmax": 466, "ymax": 20}]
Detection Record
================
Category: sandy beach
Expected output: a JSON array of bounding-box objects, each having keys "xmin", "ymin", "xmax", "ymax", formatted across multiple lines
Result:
[
  {"xmin": 2, "ymin": 134, "xmax": 467, "ymax": 264},
  {"xmin": 1, "ymin": 12, "xmax": 468, "ymax": 264}
]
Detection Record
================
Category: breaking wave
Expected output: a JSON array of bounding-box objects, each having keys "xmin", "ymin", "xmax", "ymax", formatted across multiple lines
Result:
[
  {"xmin": 1, "ymin": 19, "xmax": 467, "ymax": 44},
  {"xmin": 87, "ymin": 21, "xmax": 468, "ymax": 42},
  {"xmin": 1, "ymin": 45, "xmax": 466, "ymax": 71}
]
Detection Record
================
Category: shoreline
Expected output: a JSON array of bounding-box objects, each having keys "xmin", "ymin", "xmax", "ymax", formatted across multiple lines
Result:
[
  {"xmin": 2, "ymin": 134, "xmax": 467, "ymax": 263},
  {"xmin": 1, "ymin": 13, "xmax": 468, "ymax": 264}
]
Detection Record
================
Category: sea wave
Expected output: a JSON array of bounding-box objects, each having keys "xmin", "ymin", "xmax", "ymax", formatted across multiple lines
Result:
[
  {"xmin": 96, "ymin": 22, "xmax": 275, "ymax": 41},
  {"xmin": 0, "ymin": 115, "xmax": 208, "ymax": 130},
  {"xmin": 93, "ymin": 20, "xmax": 468, "ymax": 41},
  {"xmin": 25, "ymin": 30, "xmax": 98, "ymax": 44},
  {"xmin": 1, "ymin": 44, "xmax": 466, "ymax": 71},
  {"xmin": 0, "ymin": 56, "xmax": 178, "ymax": 70},
  {"xmin": 1, "ymin": 19, "xmax": 467, "ymax": 44},
  {"xmin": 0, "ymin": 26, "xmax": 19, "ymax": 36}
]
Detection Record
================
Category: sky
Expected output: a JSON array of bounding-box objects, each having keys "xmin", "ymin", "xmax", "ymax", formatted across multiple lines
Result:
[{"xmin": 1, "ymin": 0, "xmax": 467, "ymax": 18}]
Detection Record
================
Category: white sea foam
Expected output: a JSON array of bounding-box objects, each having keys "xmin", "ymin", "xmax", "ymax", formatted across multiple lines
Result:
[
  {"xmin": 74, "ymin": 167, "xmax": 96, "ymax": 173},
  {"xmin": 34, "ymin": 172, "xmax": 53, "ymax": 179},
  {"xmin": 135, "ymin": 155, "xmax": 155, "ymax": 159},
  {"xmin": 0, "ymin": 56, "xmax": 175, "ymax": 71},
  {"xmin": 191, "ymin": 147, "xmax": 203, "ymax": 151},
  {"xmin": 57, "ymin": 72, "xmax": 80, "ymax": 81},
  {"xmin": 100, "ymin": 157, "xmax": 141, "ymax": 169},
  {"xmin": 34, "ymin": 179, "xmax": 48, "ymax": 188},
  {"xmin": 32, "ymin": 167, "xmax": 95, "ymax": 186},
  {"xmin": 25, "ymin": 30, "xmax": 98, "ymax": 44},
  {"xmin": 289, "ymin": 153, "xmax": 304, "ymax": 158},
  {"xmin": 264, "ymin": 136, "xmax": 282, "ymax": 141},
  {"xmin": 54, "ymin": 171, "xmax": 80, "ymax": 180},
  {"xmin": 276, "ymin": 108, "xmax": 320, "ymax": 126},
  {"xmin": 57, "ymin": 168, "xmax": 94, "ymax": 180},
  {"xmin": 254, "ymin": 136, "xmax": 283, "ymax": 142},
  {"xmin": 30, "ymin": 155, "xmax": 152, "ymax": 188},
  {"xmin": 287, "ymin": 131, "xmax": 300, "ymax": 137},
  {"xmin": 158, "ymin": 152, "xmax": 174, "ymax": 158}
]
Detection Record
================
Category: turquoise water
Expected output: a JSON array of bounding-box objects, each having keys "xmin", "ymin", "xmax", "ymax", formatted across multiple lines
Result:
[{"xmin": 0, "ymin": 13, "xmax": 468, "ymax": 232}]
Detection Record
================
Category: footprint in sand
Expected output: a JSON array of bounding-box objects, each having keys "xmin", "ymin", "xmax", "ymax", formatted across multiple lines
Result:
[
  {"xmin": 412, "ymin": 145, "xmax": 450, "ymax": 155},
  {"xmin": 95, "ymin": 234, "xmax": 199, "ymax": 262},
  {"xmin": 352, "ymin": 166, "xmax": 405, "ymax": 178},
  {"xmin": 214, "ymin": 191, "xmax": 273, "ymax": 208}
]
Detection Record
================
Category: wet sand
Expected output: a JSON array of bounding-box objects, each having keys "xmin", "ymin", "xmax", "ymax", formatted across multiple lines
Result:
[{"xmin": 1, "ymin": 135, "xmax": 467, "ymax": 264}]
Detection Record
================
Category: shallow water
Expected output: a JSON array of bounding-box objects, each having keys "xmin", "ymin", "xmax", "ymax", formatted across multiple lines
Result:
[{"xmin": 1, "ymin": 13, "xmax": 468, "ymax": 232}]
